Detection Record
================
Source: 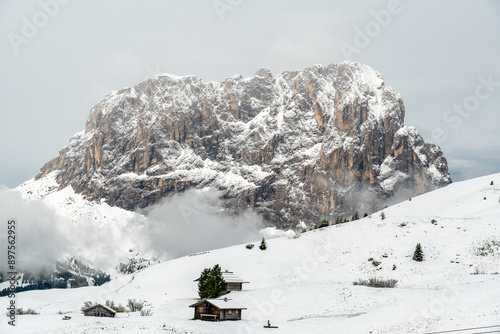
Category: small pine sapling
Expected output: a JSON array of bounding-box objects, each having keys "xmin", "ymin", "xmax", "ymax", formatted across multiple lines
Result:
[
  {"xmin": 412, "ymin": 243, "xmax": 424, "ymax": 262},
  {"xmin": 259, "ymin": 237, "xmax": 267, "ymax": 250}
]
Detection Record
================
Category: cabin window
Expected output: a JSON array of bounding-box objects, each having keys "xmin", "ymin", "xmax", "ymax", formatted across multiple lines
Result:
[{"xmin": 228, "ymin": 310, "xmax": 233, "ymax": 314}]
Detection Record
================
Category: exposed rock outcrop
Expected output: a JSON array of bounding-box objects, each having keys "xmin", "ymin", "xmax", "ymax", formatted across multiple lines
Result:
[{"xmin": 36, "ymin": 61, "xmax": 451, "ymax": 228}]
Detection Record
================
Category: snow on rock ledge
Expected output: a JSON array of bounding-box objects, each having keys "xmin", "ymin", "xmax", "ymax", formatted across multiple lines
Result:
[{"xmin": 34, "ymin": 62, "xmax": 451, "ymax": 228}]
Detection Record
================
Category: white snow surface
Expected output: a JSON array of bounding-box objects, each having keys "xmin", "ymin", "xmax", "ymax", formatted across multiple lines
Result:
[
  {"xmin": 1, "ymin": 173, "xmax": 499, "ymax": 333},
  {"xmin": 17, "ymin": 172, "xmax": 145, "ymax": 230}
]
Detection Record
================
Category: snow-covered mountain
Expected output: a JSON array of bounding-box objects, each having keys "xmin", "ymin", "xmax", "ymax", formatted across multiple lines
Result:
[
  {"xmin": 2, "ymin": 173, "xmax": 498, "ymax": 334},
  {"xmin": 36, "ymin": 61, "xmax": 450, "ymax": 228}
]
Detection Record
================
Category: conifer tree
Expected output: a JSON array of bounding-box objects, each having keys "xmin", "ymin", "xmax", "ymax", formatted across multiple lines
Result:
[
  {"xmin": 259, "ymin": 237, "xmax": 267, "ymax": 250},
  {"xmin": 198, "ymin": 265, "xmax": 225, "ymax": 298},
  {"xmin": 206, "ymin": 264, "xmax": 224, "ymax": 298},
  {"xmin": 412, "ymin": 243, "xmax": 424, "ymax": 262},
  {"xmin": 197, "ymin": 268, "xmax": 211, "ymax": 299}
]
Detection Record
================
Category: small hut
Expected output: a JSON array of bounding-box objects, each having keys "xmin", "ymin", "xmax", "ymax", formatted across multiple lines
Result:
[
  {"xmin": 82, "ymin": 304, "xmax": 116, "ymax": 318},
  {"xmin": 222, "ymin": 271, "xmax": 249, "ymax": 292},
  {"xmin": 194, "ymin": 270, "xmax": 249, "ymax": 293},
  {"xmin": 190, "ymin": 298, "xmax": 246, "ymax": 321}
]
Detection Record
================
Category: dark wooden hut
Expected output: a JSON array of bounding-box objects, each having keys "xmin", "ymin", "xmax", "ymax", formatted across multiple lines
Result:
[
  {"xmin": 82, "ymin": 304, "xmax": 116, "ymax": 318},
  {"xmin": 189, "ymin": 298, "xmax": 246, "ymax": 321}
]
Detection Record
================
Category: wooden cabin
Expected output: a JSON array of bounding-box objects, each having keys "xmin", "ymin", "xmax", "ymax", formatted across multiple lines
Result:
[
  {"xmin": 190, "ymin": 298, "xmax": 246, "ymax": 321},
  {"xmin": 222, "ymin": 271, "xmax": 249, "ymax": 292},
  {"xmin": 194, "ymin": 270, "xmax": 249, "ymax": 293},
  {"xmin": 82, "ymin": 304, "xmax": 116, "ymax": 318}
]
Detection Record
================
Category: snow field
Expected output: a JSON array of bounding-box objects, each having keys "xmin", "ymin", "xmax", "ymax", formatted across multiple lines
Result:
[{"xmin": 1, "ymin": 173, "xmax": 499, "ymax": 333}]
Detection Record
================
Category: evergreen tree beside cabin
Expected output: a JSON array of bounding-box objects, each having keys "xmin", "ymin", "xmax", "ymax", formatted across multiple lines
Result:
[{"xmin": 198, "ymin": 265, "xmax": 225, "ymax": 299}]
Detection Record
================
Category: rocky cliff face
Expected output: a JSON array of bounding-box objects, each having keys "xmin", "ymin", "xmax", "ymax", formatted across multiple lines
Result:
[{"xmin": 37, "ymin": 61, "xmax": 451, "ymax": 228}]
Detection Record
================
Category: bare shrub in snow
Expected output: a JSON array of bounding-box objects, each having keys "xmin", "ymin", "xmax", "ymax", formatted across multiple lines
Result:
[
  {"xmin": 140, "ymin": 308, "xmax": 153, "ymax": 316},
  {"xmin": 473, "ymin": 238, "xmax": 500, "ymax": 256},
  {"xmin": 16, "ymin": 307, "xmax": 39, "ymax": 315},
  {"xmin": 127, "ymin": 299, "xmax": 145, "ymax": 312},
  {"xmin": 353, "ymin": 277, "xmax": 398, "ymax": 288},
  {"xmin": 471, "ymin": 266, "xmax": 486, "ymax": 275},
  {"xmin": 105, "ymin": 300, "xmax": 125, "ymax": 313}
]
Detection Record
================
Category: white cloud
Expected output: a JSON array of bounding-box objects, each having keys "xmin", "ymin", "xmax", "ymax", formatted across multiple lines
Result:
[
  {"xmin": 0, "ymin": 188, "xmax": 264, "ymax": 273},
  {"xmin": 139, "ymin": 189, "xmax": 264, "ymax": 259}
]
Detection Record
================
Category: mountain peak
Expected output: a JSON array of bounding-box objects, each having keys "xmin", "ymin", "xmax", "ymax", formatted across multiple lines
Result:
[
  {"xmin": 255, "ymin": 67, "xmax": 272, "ymax": 79},
  {"xmin": 35, "ymin": 62, "xmax": 450, "ymax": 228}
]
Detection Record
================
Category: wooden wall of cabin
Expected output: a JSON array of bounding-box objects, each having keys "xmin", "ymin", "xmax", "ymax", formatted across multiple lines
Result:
[
  {"xmin": 219, "ymin": 309, "xmax": 241, "ymax": 320},
  {"xmin": 226, "ymin": 283, "xmax": 243, "ymax": 291}
]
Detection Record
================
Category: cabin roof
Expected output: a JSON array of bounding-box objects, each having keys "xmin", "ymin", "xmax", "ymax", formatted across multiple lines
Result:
[
  {"xmin": 189, "ymin": 298, "xmax": 247, "ymax": 310},
  {"xmin": 223, "ymin": 277, "xmax": 249, "ymax": 283},
  {"xmin": 222, "ymin": 272, "xmax": 249, "ymax": 283},
  {"xmin": 82, "ymin": 303, "xmax": 116, "ymax": 314},
  {"xmin": 193, "ymin": 270, "xmax": 249, "ymax": 283}
]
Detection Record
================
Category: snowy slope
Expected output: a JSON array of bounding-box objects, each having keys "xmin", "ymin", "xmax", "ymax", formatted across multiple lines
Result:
[
  {"xmin": 18, "ymin": 171, "xmax": 146, "ymax": 230},
  {"xmin": 1, "ymin": 173, "xmax": 499, "ymax": 334}
]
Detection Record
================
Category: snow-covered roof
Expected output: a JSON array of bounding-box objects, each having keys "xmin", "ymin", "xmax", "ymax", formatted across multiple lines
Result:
[
  {"xmin": 222, "ymin": 271, "xmax": 249, "ymax": 283},
  {"xmin": 190, "ymin": 298, "xmax": 247, "ymax": 310},
  {"xmin": 223, "ymin": 277, "xmax": 249, "ymax": 283},
  {"xmin": 194, "ymin": 270, "xmax": 249, "ymax": 283},
  {"xmin": 83, "ymin": 303, "xmax": 116, "ymax": 314}
]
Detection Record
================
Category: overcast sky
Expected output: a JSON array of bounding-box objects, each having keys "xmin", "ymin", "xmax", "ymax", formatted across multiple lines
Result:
[{"xmin": 0, "ymin": 0, "xmax": 499, "ymax": 188}]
